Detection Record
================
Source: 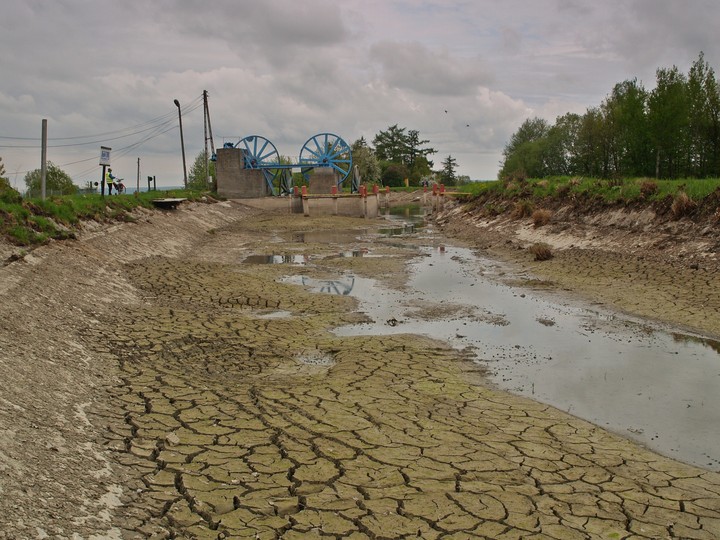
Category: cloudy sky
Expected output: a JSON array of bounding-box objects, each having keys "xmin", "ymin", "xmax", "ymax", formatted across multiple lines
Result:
[{"xmin": 2, "ymin": 0, "xmax": 720, "ymax": 189}]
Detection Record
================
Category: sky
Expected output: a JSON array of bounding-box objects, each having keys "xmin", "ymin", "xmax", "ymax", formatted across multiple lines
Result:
[{"xmin": 2, "ymin": 0, "xmax": 720, "ymax": 190}]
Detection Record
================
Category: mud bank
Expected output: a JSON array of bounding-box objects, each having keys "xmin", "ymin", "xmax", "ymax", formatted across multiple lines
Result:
[{"xmin": 0, "ymin": 198, "xmax": 719, "ymax": 539}]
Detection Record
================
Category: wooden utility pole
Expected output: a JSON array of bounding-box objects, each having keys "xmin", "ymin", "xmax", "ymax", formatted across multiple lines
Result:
[
  {"xmin": 203, "ymin": 90, "xmax": 209, "ymax": 187},
  {"xmin": 136, "ymin": 157, "xmax": 140, "ymax": 194},
  {"xmin": 203, "ymin": 90, "xmax": 216, "ymax": 187},
  {"xmin": 41, "ymin": 119, "xmax": 47, "ymax": 200}
]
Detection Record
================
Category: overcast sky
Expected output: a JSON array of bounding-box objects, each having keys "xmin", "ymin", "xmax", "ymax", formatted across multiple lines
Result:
[{"xmin": 2, "ymin": 0, "xmax": 720, "ymax": 189}]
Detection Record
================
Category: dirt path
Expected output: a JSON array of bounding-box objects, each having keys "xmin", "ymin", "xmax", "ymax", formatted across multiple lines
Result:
[{"xmin": 1, "ymin": 199, "xmax": 719, "ymax": 539}]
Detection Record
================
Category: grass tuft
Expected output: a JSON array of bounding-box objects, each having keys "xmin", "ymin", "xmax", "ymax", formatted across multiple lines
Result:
[
  {"xmin": 671, "ymin": 191, "xmax": 697, "ymax": 218},
  {"xmin": 531, "ymin": 208, "xmax": 553, "ymax": 227},
  {"xmin": 529, "ymin": 242, "xmax": 554, "ymax": 261},
  {"xmin": 510, "ymin": 200, "xmax": 534, "ymax": 219}
]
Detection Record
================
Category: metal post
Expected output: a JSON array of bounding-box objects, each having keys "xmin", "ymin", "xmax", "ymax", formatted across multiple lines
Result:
[
  {"xmin": 174, "ymin": 99, "xmax": 187, "ymax": 188},
  {"xmin": 101, "ymin": 165, "xmax": 107, "ymax": 198},
  {"xmin": 41, "ymin": 119, "xmax": 47, "ymax": 200}
]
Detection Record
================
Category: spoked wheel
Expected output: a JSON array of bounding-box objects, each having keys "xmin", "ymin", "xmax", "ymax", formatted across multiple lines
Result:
[
  {"xmin": 236, "ymin": 135, "xmax": 282, "ymax": 192},
  {"xmin": 299, "ymin": 133, "xmax": 352, "ymax": 185}
]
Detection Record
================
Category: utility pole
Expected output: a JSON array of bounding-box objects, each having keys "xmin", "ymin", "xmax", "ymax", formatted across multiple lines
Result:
[
  {"xmin": 41, "ymin": 119, "xmax": 47, "ymax": 200},
  {"xmin": 203, "ymin": 90, "xmax": 209, "ymax": 187},
  {"xmin": 136, "ymin": 157, "xmax": 140, "ymax": 194},
  {"xmin": 174, "ymin": 99, "xmax": 188, "ymax": 188},
  {"xmin": 204, "ymin": 90, "xmax": 216, "ymax": 187}
]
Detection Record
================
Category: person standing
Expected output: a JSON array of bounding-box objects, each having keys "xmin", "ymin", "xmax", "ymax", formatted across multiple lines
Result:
[{"xmin": 105, "ymin": 168, "xmax": 115, "ymax": 195}]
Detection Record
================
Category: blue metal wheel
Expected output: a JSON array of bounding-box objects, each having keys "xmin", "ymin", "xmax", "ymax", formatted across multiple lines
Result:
[
  {"xmin": 299, "ymin": 133, "xmax": 352, "ymax": 185},
  {"xmin": 236, "ymin": 135, "xmax": 282, "ymax": 193}
]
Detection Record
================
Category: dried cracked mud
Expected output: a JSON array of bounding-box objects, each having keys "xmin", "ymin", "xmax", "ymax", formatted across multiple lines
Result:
[{"xmin": 1, "ymin": 199, "xmax": 719, "ymax": 539}]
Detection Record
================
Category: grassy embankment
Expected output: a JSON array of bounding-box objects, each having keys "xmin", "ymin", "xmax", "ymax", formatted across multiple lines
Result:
[
  {"xmin": 455, "ymin": 176, "xmax": 720, "ymax": 221},
  {"xmin": 0, "ymin": 188, "xmax": 212, "ymax": 247}
]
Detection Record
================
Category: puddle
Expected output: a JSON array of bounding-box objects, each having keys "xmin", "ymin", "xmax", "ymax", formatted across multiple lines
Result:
[
  {"xmin": 288, "ymin": 229, "xmax": 369, "ymax": 243},
  {"xmin": 378, "ymin": 205, "xmax": 427, "ymax": 236},
  {"xmin": 255, "ymin": 310, "xmax": 293, "ymax": 319},
  {"xmin": 282, "ymin": 275, "xmax": 356, "ymax": 296},
  {"xmin": 243, "ymin": 254, "xmax": 308, "ymax": 265},
  {"xmin": 324, "ymin": 250, "xmax": 372, "ymax": 259},
  {"xmin": 301, "ymin": 244, "xmax": 720, "ymax": 471}
]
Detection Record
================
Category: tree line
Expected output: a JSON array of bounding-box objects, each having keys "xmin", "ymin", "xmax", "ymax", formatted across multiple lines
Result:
[
  {"xmin": 353, "ymin": 125, "xmax": 461, "ymax": 186},
  {"xmin": 500, "ymin": 52, "xmax": 720, "ymax": 180}
]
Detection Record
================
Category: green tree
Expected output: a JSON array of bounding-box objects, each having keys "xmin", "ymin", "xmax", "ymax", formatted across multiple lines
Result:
[
  {"xmin": 188, "ymin": 150, "xmax": 216, "ymax": 190},
  {"xmin": 406, "ymin": 130, "xmax": 436, "ymax": 168},
  {"xmin": 351, "ymin": 138, "xmax": 381, "ymax": 184},
  {"xmin": 648, "ymin": 66, "xmax": 689, "ymax": 178},
  {"xmin": 499, "ymin": 117, "xmax": 549, "ymax": 178},
  {"xmin": 542, "ymin": 113, "xmax": 582, "ymax": 176},
  {"xmin": 381, "ymin": 163, "xmax": 409, "ymax": 187},
  {"xmin": 440, "ymin": 155, "xmax": 458, "ymax": 185},
  {"xmin": 603, "ymin": 79, "xmax": 651, "ymax": 177},
  {"xmin": 24, "ymin": 162, "xmax": 77, "ymax": 196},
  {"xmin": 687, "ymin": 52, "xmax": 720, "ymax": 177},
  {"xmin": 372, "ymin": 125, "xmax": 435, "ymax": 172},
  {"xmin": 0, "ymin": 156, "xmax": 6, "ymax": 180}
]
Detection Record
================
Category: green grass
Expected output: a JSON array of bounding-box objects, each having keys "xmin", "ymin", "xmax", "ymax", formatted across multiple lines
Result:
[
  {"xmin": 0, "ymin": 189, "xmax": 212, "ymax": 248},
  {"xmin": 459, "ymin": 177, "xmax": 720, "ymax": 204}
]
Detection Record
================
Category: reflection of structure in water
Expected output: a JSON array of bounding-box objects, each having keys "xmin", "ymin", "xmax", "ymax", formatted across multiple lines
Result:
[
  {"xmin": 302, "ymin": 276, "xmax": 355, "ymax": 295},
  {"xmin": 243, "ymin": 254, "xmax": 308, "ymax": 265}
]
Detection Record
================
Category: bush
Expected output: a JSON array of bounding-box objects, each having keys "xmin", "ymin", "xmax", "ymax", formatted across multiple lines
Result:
[
  {"xmin": 671, "ymin": 191, "xmax": 696, "ymax": 218},
  {"xmin": 531, "ymin": 208, "xmax": 553, "ymax": 227},
  {"xmin": 0, "ymin": 178, "xmax": 22, "ymax": 204},
  {"xmin": 510, "ymin": 199, "xmax": 534, "ymax": 219},
  {"xmin": 639, "ymin": 179, "xmax": 659, "ymax": 198},
  {"xmin": 529, "ymin": 242, "xmax": 553, "ymax": 261}
]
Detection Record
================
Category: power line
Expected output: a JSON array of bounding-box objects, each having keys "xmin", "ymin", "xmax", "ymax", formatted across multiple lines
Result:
[
  {"xmin": 0, "ymin": 95, "xmax": 204, "ymax": 143},
  {"xmin": 8, "ymin": 96, "xmax": 205, "ymax": 178}
]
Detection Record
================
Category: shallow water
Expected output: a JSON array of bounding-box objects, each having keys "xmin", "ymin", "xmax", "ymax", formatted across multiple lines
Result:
[{"xmin": 293, "ymin": 212, "xmax": 720, "ymax": 471}]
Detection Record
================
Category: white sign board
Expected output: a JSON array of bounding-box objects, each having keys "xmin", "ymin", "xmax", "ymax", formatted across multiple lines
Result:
[{"xmin": 99, "ymin": 146, "xmax": 111, "ymax": 166}]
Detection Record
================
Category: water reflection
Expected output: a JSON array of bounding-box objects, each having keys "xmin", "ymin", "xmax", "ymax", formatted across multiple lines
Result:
[
  {"xmin": 290, "ymin": 229, "xmax": 369, "ymax": 243},
  {"xmin": 243, "ymin": 254, "xmax": 308, "ymax": 265},
  {"xmin": 283, "ymin": 275, "xmax": 356, "ymax": 296}
]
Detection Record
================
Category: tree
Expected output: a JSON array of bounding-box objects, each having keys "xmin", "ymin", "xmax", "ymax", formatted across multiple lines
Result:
[
  {"xmin": 603, "ymin": 79, "xmax": 651, "ymax": 177},
  {"xmin": 499, "ymin": 117, "xmax": 549, "ymax": 178},
  {"xmin": 648, "ymin": 66, "xmax": 689, "ymax": 178},
  {"xmin": 381, "ymin": 163, "xmax": 409, "ymax": 187},
  {"xmin": 542, "ymin": 113, "xmax": 582, "ymax": 176},
  {"xmin": 0, "ymin": 156, "xmax": 6, "ymax": 180},
  {"xmin": 24, "ymin": 162, "xmax": 77, "ymax": 196},
  {"xmin": 687, "ymin": 52, "xmax": 720, "ymax": 177},
  {"xmin": 351, "ymin": 138, "xmax": 381, "ymax": 184},
  {"xmin": 440, "ymin": 155, "xmax": 458, "ymax": 185},
  {"xmin": 188, "ymin": 150, "xmax": 216, "ymax": 190},
  {"xmin": 373, "ymin": 125, "xmax": 408, "ymax": 163},
  {"xmin": 372, "ymin": 125, "xmax": 435, "ymax": 173}
]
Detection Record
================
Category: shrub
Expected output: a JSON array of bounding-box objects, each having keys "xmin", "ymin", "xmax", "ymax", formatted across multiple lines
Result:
[
  {"xmin": 510, "ymin": 199, "xmax": 534, "ymax": 219},
  {"xmin": 671, "ymin": 191, "xmax": 696, "ymax": 218},
  {"xmin": 529, "ymin": 242, "xmax": 553, "ymax": 261},
  {"xmin": 639, "ymin": 179, "xmax": 659, "ymax": 198},
  {"xmin": 0, "ymin": 178, "xmax": 22, "ymax": 204},
  {"xmin": 531, "ymin": 208, "xmax": 553, "ymax": 227}
]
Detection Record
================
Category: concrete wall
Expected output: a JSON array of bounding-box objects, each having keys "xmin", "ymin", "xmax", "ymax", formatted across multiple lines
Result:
[
  {"xmin": 301, "ymin": 194, "xmax": 379, "ymax": 218},
  {"xmin": 308, "ymin": 168, "xmax": 340, "ymax": 194},
  {"xmin": 216, "ymin": 148, "xmax": 271, "ymax": 199}
]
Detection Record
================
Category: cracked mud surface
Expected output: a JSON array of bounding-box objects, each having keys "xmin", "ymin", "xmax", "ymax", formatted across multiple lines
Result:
[{"xmin": 1, "ymin": 199, "xmax": 719, "ymax": 539}]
